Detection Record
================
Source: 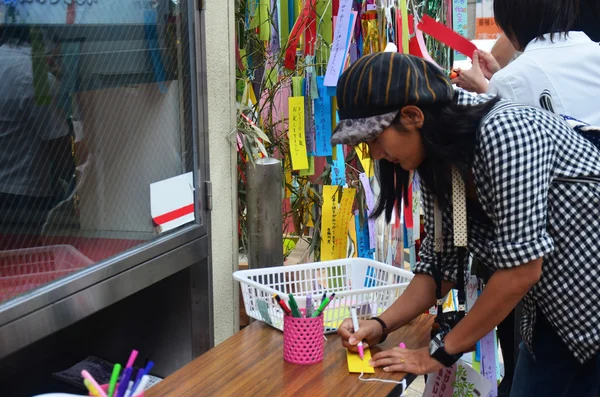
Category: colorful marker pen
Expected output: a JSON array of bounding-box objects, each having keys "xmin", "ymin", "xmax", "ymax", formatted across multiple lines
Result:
[
  {"xmin": 305, "ymin": 293, "xmax": 313, "ymax": 318},
  {"xmin": 108, "ymin": 363, "xmax": 122, "ymax": 397},
  {"xmin": 399, "ymin": 343, "xmax": 406, "ymax": 349},
  {"xmin": 288, "ymin": 293, "xmax": 302, "ymax": 318},
  {"xmin": 312, "ymin": 293, "xmax": 335, "ymax": 317},
  {"xmin": 351, "ymin": 308, "xmax": 365, "ymax": 360},
  {"xmin": 273, "ymin": 294, "xmax": 292, "ymax": 316}
]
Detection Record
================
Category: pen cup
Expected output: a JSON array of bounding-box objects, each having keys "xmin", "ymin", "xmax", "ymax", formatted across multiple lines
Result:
[
  {"xmin": 91, "ymin": 383, "xmax": 145, "ymax": 397},
  {"xmin": 283, "ymin": 309, "xmax": 325, "ymax": 365}
]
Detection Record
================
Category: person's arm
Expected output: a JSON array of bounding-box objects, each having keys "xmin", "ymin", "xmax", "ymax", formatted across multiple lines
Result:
[
  {"xmin": 340, "ymin": 183, "xmax": 462, "ymax": 350},
  {"xmin": 446, "ymin": 108, "xmax": 554, "ymax": 351},
  {"xmin": 444, "ymin": 258, "xmax": 541, "ymax": 354},
  {"xmin": 379, "ymin": 274, "xmax": 455, "ymax": 333}
]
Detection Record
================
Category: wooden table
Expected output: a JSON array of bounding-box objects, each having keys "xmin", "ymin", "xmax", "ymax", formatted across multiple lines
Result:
[{"xmin": 146, "ymin": 315, "xmax": 434, "ymax": 397}]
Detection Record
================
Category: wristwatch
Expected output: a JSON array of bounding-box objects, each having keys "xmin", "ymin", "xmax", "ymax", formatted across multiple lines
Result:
[
  {"xmin": 370, "ymin": 317, "xmax": 389, "ymax": 344},
  {"xmin": 429, "ymin": 333, "xmax": 462, "ymax": 367}
]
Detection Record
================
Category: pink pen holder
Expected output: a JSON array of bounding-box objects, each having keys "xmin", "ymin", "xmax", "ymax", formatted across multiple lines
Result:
[
  {"xmin": 283, "ymin": 309, "xmax": 324, "ymax": 365},
  {"xmin": 90, "ymin": 383, "xmax": 145, "ymax": 397}
]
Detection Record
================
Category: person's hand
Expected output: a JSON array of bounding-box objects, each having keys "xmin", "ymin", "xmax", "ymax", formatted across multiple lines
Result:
[
  {"xmin": 338, "ymin": 318, "xmax": 383, "ymax": 352},
  {"xmin": 370, "ymin": 346, "xmax": 445, "ymax": 375},
  {"xmin": 451, "ymin": 52, "xmax": 489, "ymax": 94},
  {"xmin": 476, "ymin": 49, "xmax": 501, "ymax": 79}
]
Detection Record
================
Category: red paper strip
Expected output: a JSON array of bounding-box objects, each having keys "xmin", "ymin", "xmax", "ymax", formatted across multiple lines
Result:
[
  {"xmin": 417, "ymin": 15, "xmax": 477, "ymax": 58},
  {"xmin": 304, "ymin": 5, "xmax": 317, "ymax": 56},
  {"xmin": 153, "ymin": 204, "xmax": 195, "ymax": 225},
  {"xmin": 284, "ymin": 0, "xmax": 317, "ymax": 70},
  {"xmin": 333, "ymin": 0, "xmax": 340, "ymax": 16},
  {"xmin": 235, "ymin": 37, "xmax": 245, "ymax": 71}
]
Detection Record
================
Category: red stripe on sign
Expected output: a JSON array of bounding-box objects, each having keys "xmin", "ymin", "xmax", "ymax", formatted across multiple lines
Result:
[{"xmin": 153, "ymin": 204, "xmax": 195, "ymax": 225}]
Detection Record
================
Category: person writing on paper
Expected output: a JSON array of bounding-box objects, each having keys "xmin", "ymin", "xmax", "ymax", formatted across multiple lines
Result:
[
  {"xmin": 452, "ymin": 0, "xmax": 600, "ymax": 125},
  {"xmin": 333, "ymin": 52, "xmax": 600, "ymax": 396}
]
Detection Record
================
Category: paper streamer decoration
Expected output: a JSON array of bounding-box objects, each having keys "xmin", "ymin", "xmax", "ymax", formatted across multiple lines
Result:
[
  {"xmin": 480, "ymin": 330, "xmax": 498, "ymax": 397},
  {"xmin": 304, "ymin": 0, "xmax": 317, "ymax": 55},
  {"xmin": 284, "ymin": 0, "xmax": 317, "ymax": 70},
  {"xmin": 331, "ymin": 145, "xmax": 346, "ymax": 185},
  {"xmin": 417, "ymin": 15, "xmax": 477, "ymax": 58},
  {"xmin": 412, "ymin": 173, "xmax": 421, "ymax": 241},
  {"xmin": 278, "ymin": 0, "xmax": 290, "ymax": 47},
  {"xmin": 400, "ymin": 0, "xmax": 409, "ymax": 54},
  {"xmin": 321, "ymin": 185, "xmax": 337, "ymax": 261},
  {"xmin": 324, "ymin": 0, "xmax": 355, "ymax": 86},
  {"xmin": 355, "ymin": 210, "xmax": 374, "ymax": 259},
  {"xmin": 334, "ymin": 187, "xmax": 356, "ymax": 259},
  {"xmin": 259, "ymin": 0, "xmax": 270, "ymax": 41},
  {"xmin": 314, "ymin": 76, "xmax": 333, "ymax": 156},
  {"xmin": 358, "ymin": 173, "xmax": 376, "ymax": 250},
  {"xmin": 355, "ymin": 144, "xmax": 373, "ymax": 178},
  {"xmin": 452, "ymin": 0, "xmax": 469, "ymax": 60},
  {"xmin": 288, "ymin": 96, "xmax": 309, "ymax": 170}
]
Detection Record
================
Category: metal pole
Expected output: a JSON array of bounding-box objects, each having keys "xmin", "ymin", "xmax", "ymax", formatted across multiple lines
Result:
[{"xmin": 246, "ymin": 158, "xmax": 283, "ymax": 268}]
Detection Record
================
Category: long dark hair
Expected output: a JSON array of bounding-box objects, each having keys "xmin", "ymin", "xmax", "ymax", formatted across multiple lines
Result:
[{"xmin": 371, "ymin": 94, "xmax": 501, "ymax": 222}]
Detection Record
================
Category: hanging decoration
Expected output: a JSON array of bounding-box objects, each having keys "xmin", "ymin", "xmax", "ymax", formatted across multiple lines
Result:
[{"xmin": 235, "ymin": 0, "xmax": 467, "ymax": 267}]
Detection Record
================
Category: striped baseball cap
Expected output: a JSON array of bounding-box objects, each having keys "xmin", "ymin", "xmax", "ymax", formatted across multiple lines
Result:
[{"xmin": 331, "ymin": 52, "xmax": 453, "ymax": 146}]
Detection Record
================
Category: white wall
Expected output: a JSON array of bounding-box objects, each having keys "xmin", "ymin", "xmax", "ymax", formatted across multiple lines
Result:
[{"xmin": 204, "ymin": 0, "xmax": 239, "ymax": 345}]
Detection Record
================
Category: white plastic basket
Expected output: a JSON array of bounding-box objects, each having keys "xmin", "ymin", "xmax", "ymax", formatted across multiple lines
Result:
[{"xmin": 233, "ymin": 258, "xmax": 414, "ymax": 333}]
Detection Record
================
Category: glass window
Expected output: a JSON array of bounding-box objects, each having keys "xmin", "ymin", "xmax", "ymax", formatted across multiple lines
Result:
[{"xmin": 0, "ymin": 0, "xmax": 201, "ymax": 305}]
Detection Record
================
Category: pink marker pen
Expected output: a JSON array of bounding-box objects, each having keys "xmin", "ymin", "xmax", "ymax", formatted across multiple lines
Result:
[{"xmin": 350, "ymin": 308, "xmax": 365, "ymax": 360}]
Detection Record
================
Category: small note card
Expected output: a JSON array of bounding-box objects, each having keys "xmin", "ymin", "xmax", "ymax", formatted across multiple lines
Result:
[{"xmin": 347, "ymin": 349, "xmax": 375, "ymax": 374}]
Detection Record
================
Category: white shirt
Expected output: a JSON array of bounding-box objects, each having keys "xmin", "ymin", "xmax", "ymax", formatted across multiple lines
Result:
[
  {"xmin": 488, "ymin": 32, "xmax": 600, "ymax": 125},
  {"xmin": 0, "ymin": 44, "xmax": 69, "ymax": 197}
]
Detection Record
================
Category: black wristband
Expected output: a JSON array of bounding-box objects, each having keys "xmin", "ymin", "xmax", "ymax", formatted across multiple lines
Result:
[{"xmin": 371, "ymin": 317, "xmax": 389, "ymax": 344}]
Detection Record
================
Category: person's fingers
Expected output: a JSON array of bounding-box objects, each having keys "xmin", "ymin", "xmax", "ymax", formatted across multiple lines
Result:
[
  {"xmin": 451, "ymin": 78, "xmax": 460, "ymax": 84},
  {"xmin": 342, "ymin": 340, "xmax": 359, "ymax": 351},
  {"xmin": 382, "ymin": 364, "xmax": 408, "ymax": 373},
  {"xmin": 337, "ymin": 322, "xmax": 353, "ymax": 339},
  {"xmin": 370, "ymin": 356, "xmax": 402, "ymax": 368},
  {"xmin": 471, "ymin": 52, "xmax": 481, "ymax": 70},
  {"xmin": 349, "ymin": 327, "xmax": 371, "ymax": 345}
]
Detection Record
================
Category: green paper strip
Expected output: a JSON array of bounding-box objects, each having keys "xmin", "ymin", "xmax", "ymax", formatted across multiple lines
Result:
[
  {"xmin": 259, "ymin": 0, "xmax": 271, "ymax": 41},
  {"xmin": 292, "ymin": 76, "xmax": 304, "ymax": 96},
  {"xmin": 279, "ymin": 0, "xmax": 290, "ymax": 47},
  {"xmin": 299, "ymin": 156, "xmax": 315, "ymax": 176}
]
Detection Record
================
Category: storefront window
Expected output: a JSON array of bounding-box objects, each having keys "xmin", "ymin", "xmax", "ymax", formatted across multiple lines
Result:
[{"xmin": 0, "ymin": 0, "xmax": 200, "ymax": 304}]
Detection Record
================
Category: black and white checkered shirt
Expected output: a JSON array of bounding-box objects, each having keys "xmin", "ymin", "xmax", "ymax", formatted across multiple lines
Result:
[{"xmin": 414, "ymin": 89, "xmax": 600, "ymax": 363}]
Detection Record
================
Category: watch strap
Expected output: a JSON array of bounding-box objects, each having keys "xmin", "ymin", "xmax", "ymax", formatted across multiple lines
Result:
[{"xmin": 371, "ymin": 317, "xmax": 389, "ymax": 344}]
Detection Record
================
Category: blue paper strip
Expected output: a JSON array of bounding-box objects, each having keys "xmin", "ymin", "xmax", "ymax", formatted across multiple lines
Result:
[
  {"xmin": 331, "ymin": 145, "xmax": 346, "ymax": 185},
  {"xmin": 314, "ymin": 76, "xmax": 333, "ymax": 156},
  {"xmin": 356, "ymin": 211, "xmax": 374, "ymax": 260}
]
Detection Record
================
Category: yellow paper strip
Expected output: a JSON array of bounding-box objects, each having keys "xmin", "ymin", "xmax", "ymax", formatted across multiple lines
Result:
[
  {"xmin": 349, "ymin": 214, "xmax": 358, "ymax": 258},
  {"xmin": 334, "ymin": 188, "xmax": 356, "ymax": 259},
  {"xmin": 355, "ymin": 144, "xmax": 374, "ymax": 178},
  {"xmin": 321, "ymin": 185, "xmax": 337, "ymax": 261},
  {"xmin": 288, "ymin": 96, "xmax": 309, "ymax": 170},
  {"xmin": 347, "ymin": 349, "xmax": 375, "ymax": 373},
  {"xmin": 401, "ymin": 0, "xmax": 409, "ymax": 54}
]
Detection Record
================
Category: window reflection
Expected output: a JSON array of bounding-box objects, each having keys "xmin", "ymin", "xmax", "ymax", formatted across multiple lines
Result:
[{"xmin": 0, "ymin": 0, "xmax": 198, "ymax": 304}]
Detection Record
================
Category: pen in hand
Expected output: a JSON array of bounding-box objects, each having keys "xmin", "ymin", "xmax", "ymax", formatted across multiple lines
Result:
[{"xmin": 350, "ymin": 308, "xmax": 365, "ymax": 360}]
